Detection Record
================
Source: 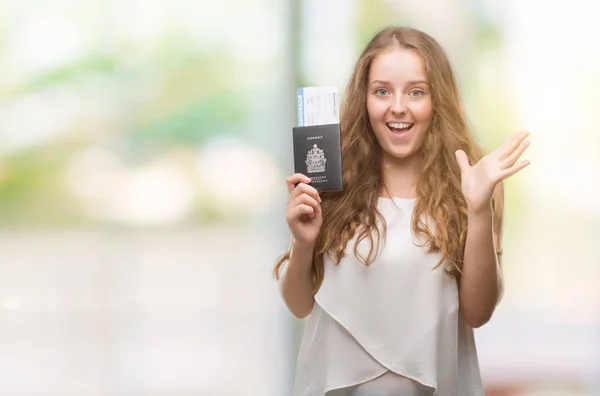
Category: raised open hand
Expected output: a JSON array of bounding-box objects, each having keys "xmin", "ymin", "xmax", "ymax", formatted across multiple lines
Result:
[{"xmin": 455, "ymin": 131, "xmax": 531, "ymax": 214}]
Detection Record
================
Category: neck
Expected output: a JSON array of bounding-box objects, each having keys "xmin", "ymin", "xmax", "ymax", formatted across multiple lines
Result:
[{"xmin": 381, "ymin": 151, "xmax": 422, "ymax": 199}]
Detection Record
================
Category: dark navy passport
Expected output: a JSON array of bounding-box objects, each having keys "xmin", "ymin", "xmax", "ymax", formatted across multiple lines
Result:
[{"xmin": 292, "ymin": 123, "xmax": 343, "ymax": 192}]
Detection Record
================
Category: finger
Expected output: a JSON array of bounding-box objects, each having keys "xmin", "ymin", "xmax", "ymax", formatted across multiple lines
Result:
[
  {"xmin": 454, "ymin": 150, "xmax": 470, "ymax": 173},
  {"xmin": 290, "ymin": 193, "xmax": 321, "ymax": 215},
  {"xmin": 498, "ymin": 131, "xmax": 530, "ymax": 159},
  {"xmin": 286, "ymin": 173, "xmax": 311, "ymax": 194},
  {"xmin": 288, "ymin": 204, "xmax": 316, "ymax": 221},
  {"xmin": 501, "ymin": 139, "xmax": 530, "ymax": 169},
  {"xmin": 499, "ymin": 159, "xmax": 530, "ymax": 180},
  {"xmin": 290, "ymin": 182, "xmax": 322, "ymax": 203}
]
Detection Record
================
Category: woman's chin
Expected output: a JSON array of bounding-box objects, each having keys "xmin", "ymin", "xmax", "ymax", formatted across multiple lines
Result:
[{"xmin": 382, "ymin": 145, "xmax": 420, "ymax": 161}]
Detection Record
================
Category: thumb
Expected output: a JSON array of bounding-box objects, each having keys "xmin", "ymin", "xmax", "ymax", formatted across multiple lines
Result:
[{"xmin": 455, "ymin": 150, "xmax": 470, "ymax": 172}]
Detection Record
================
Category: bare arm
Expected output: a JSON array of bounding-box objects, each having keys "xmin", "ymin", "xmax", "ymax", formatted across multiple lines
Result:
[
  {"xmin": 278, "ymin": 173, "xmax": 322, "ymax": 319},
  {"xmin": 279, "ymin": 239, "xmax": 316, "ymax": 318},
  {"xmin": 458, "ymin": 183, "xmax": 504, "ymax": 328},
  {"xmin": 455, "ymin": 132, "xmax": 529, "ymax": 328}
]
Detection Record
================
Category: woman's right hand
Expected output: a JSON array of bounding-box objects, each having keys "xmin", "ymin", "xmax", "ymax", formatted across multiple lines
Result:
[{"xmin": 286, "ymin": 173, "xmax": 323, "ymax": 247}]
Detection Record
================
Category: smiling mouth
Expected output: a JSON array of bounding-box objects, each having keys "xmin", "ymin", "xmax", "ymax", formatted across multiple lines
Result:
[{"xmin": 386, "ymin": 122, "xmax": 414, "ymax": 134}]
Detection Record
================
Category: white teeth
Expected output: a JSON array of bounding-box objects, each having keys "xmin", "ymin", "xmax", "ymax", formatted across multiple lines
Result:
[{"xmin": 387, "ymin": 122, "xmax": 412, "ymax": 129}]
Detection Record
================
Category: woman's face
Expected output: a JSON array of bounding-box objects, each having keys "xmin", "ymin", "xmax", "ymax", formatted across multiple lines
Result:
[{"xmin": 366, "ymin": 47, "xmax": 433, "ymax": 161}]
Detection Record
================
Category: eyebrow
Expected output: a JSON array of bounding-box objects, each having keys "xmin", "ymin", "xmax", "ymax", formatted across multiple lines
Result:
[{"xmin": 369, "ymin": 79, "xmax": 430, "ymax": 86}]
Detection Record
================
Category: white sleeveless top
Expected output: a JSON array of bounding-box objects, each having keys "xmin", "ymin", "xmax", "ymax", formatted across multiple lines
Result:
[{"xmin": 292, "ymin": 197, "xmax": 484, "ymax": 396}]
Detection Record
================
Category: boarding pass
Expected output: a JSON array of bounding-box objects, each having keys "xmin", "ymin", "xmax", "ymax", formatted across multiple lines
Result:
[{"xmin": 296, "ymin": 86, "xmax": 340, "ymax": 127}]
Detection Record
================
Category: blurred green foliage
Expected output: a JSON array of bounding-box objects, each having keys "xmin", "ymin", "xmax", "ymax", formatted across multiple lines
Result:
[{"xmin": 0, "ymin": 29, "xmax": 248, "ymax": 227}]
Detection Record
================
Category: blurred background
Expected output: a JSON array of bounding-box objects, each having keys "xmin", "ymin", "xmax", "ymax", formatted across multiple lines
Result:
[{"xmin": 0, "ymin": 0, "xmax": 598, "ymax": 395}]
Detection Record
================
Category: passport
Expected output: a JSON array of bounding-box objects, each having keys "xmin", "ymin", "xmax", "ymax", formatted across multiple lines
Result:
[{"xmin": 293, "ymin": 123, "xmax": 343, "ymax": 192}]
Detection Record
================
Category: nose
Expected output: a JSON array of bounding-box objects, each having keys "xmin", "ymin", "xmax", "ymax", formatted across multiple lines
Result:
[{"xmin": 391, "ymin": 95, "xmax": 407, "ymax": 115}]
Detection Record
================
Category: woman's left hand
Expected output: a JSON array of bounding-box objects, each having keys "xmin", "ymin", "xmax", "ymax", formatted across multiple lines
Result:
[{"xmin": 455, "ymin": 131, "xmax": 531, "ymax": 214}]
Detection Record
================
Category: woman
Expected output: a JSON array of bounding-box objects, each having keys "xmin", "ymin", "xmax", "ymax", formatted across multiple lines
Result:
[{"xmin": 274, "ymin": 26, "xmax": 530, "ymax": 396}]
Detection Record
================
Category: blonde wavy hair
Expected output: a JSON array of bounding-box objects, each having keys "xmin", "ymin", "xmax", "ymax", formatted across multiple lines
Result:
[{"xmin": 274, "ymin": 26, "xmax": 503, "ymax": 292}]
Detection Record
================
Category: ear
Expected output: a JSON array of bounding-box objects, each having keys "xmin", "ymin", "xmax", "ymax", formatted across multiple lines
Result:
[{"xmin": 454, "ymin": 150, "xmax": 470, "ymax": 173}]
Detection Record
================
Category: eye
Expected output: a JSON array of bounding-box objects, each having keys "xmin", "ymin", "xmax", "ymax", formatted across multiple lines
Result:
[
  {"xmin": 374, "ymin": 88, "xmax": 389, "ymax": 96},
  {"xmin": 409, "ymin": 89, "xmax": 424, "ymax": 98}
]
